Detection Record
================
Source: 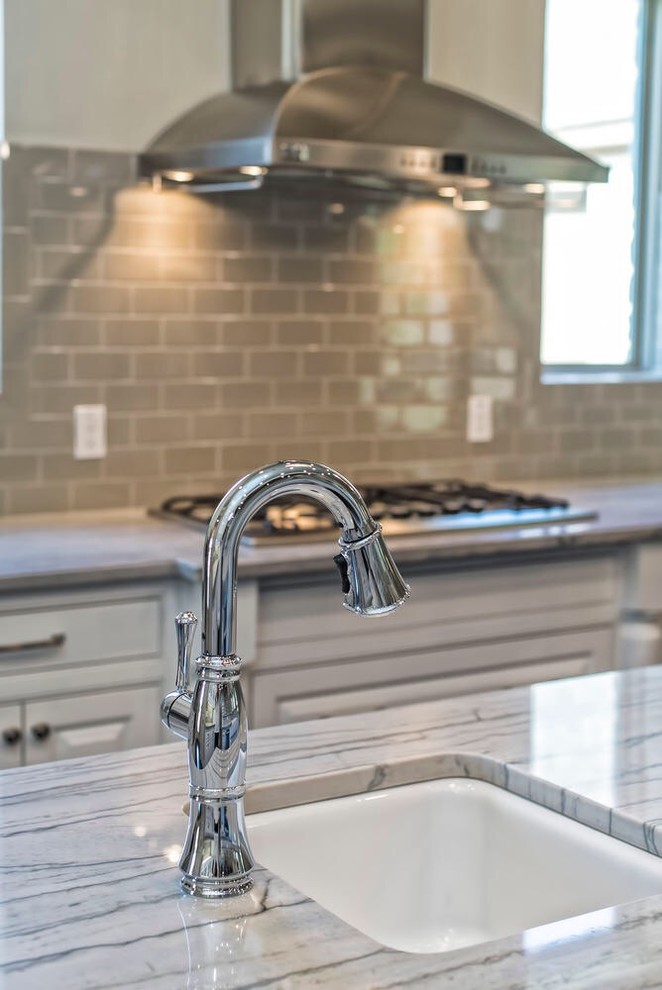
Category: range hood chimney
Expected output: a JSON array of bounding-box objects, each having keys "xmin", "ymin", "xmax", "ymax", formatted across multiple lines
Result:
[{"xmin": 140, "ymin": 0, "xmax": 608, "ymax": 198}]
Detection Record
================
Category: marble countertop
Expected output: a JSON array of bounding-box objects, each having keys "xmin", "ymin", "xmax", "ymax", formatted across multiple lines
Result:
[
  {"xmin": 1, "ymin": 477, "xmax": 662, "ymax": 592},
  {"xmin": 5, "ymin": 667, "xmax": 662, "ymax": 987}
]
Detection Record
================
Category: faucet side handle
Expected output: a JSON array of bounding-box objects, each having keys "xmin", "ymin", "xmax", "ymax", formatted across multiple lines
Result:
[{"xmin": 175, "ymin": 611, "xmax": 198, "ymax": 693}]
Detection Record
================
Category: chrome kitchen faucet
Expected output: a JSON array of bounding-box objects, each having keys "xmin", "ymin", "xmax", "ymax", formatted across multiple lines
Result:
[{"xmin": 161, "ymin": 460, "xmax": 410, "ymax": 898}]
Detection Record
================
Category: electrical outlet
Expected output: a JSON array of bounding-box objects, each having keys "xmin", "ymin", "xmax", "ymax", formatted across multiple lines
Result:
[
  {"xmin": 73, "ymin": 404, "xmax": 107, "ymax": 460},
  {"xmin": 466, "ymin": 394, "xmax": 494, "ymax": 443}
]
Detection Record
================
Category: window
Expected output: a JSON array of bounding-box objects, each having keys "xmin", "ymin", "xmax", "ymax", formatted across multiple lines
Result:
[{"xmin": 540, "ymin": 0, "xmax": 662, "ymax": 374}]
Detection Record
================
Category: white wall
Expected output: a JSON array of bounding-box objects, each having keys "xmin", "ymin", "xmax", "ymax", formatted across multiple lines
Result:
[
  {"xmin": 4, "ymin": 0, "xmax": 545, "ymax": 150},
  {"xmin": 427, "ymin": 0, "xmax": 545, "ymax": 124},
  {"xmin": 4, "ymin": 0, "xmax": 229, "ymax": 150},
  {"xmin": 0, "ymin": 0, "xmax": 5, "ymax": 142}
]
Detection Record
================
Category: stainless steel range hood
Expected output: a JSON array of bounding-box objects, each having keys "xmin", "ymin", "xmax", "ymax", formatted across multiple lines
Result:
[{"xmin": 140, "ymin": 0, "xmax": 608, "ymax": 198}]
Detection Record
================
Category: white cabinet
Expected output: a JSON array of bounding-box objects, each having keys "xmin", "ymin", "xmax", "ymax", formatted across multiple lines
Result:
[
  {"xmin": 172, "ymin": 578, "xmax": 259, "ymax": 673},
  {"xmin": 24, "ymin": 687, "xmax": 162, "ymax": 765},
  {"xmin": 427, "ymin": 0, "xmax": 545, "ymax": 123},
  {"xmin": 0, "ymin": 704, "xmax": 23, "ymax": 771},
  {"xmin": 254, "ymin": 628, "xmax": 613, "ymax": 726},
  {"xmin": 0, "ymin": 582, "xmax": 173, "ymax": 766},
  {"xmin": 621, "ymin": 545, "xmax": 662, "ymax": 667},
  {"xmin": 249, "ymin": 553, "xmax": 622, "ymax": 728},
  {"xmin": 6, "ymin": 0, "xmax": 229, "ymax": 151},
  {"xmin": 624, "ymin": 545, "xmax": 662, "ymax": 615},
  {"xmin": 0, "ymin": 544, "xmax": 640, "ymax": 746}
]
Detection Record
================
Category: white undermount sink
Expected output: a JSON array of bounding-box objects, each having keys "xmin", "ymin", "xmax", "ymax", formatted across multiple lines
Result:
[{"xmin": 248, "ymin": 778, "xmax": 662, "ymax": 954}]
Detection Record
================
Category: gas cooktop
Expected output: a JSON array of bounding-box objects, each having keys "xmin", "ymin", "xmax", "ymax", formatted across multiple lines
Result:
[{"xmin": 151, "ymin": 480, "xmax": 597, "ymax": 545}]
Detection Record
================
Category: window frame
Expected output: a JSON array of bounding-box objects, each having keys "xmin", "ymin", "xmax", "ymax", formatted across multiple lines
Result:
[
  {"xmin": 632, "ymin": 0, "xmax": 662, "ymax": 371},
  {"xmin": 541, "ymin": 0, "xmax": 662, "ymax": 379}
]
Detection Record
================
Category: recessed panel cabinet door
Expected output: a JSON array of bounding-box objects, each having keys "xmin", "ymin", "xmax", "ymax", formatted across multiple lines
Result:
[
  {"xmin": 24, "ymin": 687, "xmax": 162, "ymax": 766},
  {"xmin": 0, "ymin": 704, "xmax": 23, "ymax": 770}
]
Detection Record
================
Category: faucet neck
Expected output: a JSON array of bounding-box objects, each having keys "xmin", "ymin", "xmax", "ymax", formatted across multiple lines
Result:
[
  {"xmin": 201, "ymin": 461, "xmax": 377, "ymax": 657},
  {"xmin": 165, "ymin": 460, "xmax": 409, "ymax": 899}
]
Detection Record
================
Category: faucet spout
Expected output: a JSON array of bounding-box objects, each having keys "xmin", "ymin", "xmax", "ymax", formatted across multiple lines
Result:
[
  {"xmin": 335, "ymin": 526, "xmax": 410, "ymax": 617},
  {"xmin": 202, "ymin": 460, "xmax": 409, "ymax": 657},
  {"xmin": 163, "ymin": 460, "xmax": 410, "ymax": 898}
]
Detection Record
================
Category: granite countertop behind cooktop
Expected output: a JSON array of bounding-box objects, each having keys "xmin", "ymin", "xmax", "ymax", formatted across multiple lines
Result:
[{"xmin": 1, "ymin": 477, "xmax": 662, "ymax": 592}]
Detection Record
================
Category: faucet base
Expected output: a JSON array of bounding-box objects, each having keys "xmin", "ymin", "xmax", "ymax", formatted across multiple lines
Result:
[
  {"xmin": 178, "ymin": 795, "xmax": 255, "ymax": 899},
  {"xmin": 181, "ymin": 873, "xmax": 254, "ymax": 899}
]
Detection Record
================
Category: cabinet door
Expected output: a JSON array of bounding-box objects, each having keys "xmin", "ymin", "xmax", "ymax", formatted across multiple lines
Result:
[
  {"xmin": 0, "ymin": 704, "xmax": 23, "ymax": 770},
  {"xmin": 24, "ymin": 686, "xmax": 162, "ymax": 766}
]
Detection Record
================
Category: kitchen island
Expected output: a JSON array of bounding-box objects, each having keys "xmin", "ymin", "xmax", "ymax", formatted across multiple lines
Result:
[{"xmin": 4, "ymin": 666, "xmax": 662, "ymax": 988}]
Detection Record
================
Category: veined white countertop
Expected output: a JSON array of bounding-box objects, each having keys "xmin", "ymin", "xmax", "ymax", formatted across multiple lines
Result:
[
  {"xmin": 5, "ymin": 667, "xmax": 662, "ymax": 987},
  {"xmin": 0, "ymin": 477, "xmax": 662, "ymax": 592}
]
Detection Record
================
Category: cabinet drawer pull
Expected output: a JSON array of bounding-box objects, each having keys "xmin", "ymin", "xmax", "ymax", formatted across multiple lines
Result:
[
  {"xmin": 31, "ymin": 723, "xmax": 51, "ymax": 741},
  {"xmin": 0, "ymin": 633, "xmax": 66, "ymax": 655},
  {"xmin": 2, "ymin": 727, "xmax": 22, "ymax": 746}
]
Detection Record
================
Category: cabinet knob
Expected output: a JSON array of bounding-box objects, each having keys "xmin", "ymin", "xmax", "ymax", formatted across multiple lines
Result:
[
  {"xmin": 31, "ymin": 722, "xmax": 51, "ymax": 741},
  {"xmin": 2, "ymin": 727, "xmax": 22, "ymax": 746}
]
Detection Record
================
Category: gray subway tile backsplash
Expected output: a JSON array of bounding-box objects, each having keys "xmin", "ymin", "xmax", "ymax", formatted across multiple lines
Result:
[
  {"xmin": 250, "ymin": 287, "xmax": 298, "ymax": 314},
  {"xmin": 302, "ymin": 288, "xmax": 349, "ymax": 314},
  {"xmin": 73, "ymin": 351, "xmax": 131, "ymax": 381},
  {"xmin": 71, "ymin": 481, "xmax": 132, "ymax": 510},
  {"xmin": 225, "ymin": 255, "xmax": 274, "ymax": 283},
  {"xmin": 194, "ymin": 287, "xmax": 245, "ymax": 315},
  {"xmin": 1, "ymin": 144, "xmax": 661, "ymax": 515},
  {"xmin": 30, "ymin": 215, "xmax": 70, "ymax": 247},
  {"xmin": 0, "ymin": 452, "xmax": 40, "ymax": 482},
  {"xmin": 133, "ymin": 285, "xmax": 189, "ymax": 314},
  {"xmin": 70, "ymin": 284, "xmax": 132, "ymax": 315}
]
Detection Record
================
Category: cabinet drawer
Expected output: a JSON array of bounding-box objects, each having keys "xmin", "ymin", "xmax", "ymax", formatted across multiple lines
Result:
[
  {"xmin": 257, "ymin": 556, "xmax": 621, "ymax": 670},
  {"xmin": 275, "ymin": 655, "xmax": 596, "ymax": 724},
  {"xmin": 0, "ymin": 596, "xmax": 161, "ymax": 668},
  {"xmin": 251, "ymin": 626, "xmax": 614, "ymax": 727}
]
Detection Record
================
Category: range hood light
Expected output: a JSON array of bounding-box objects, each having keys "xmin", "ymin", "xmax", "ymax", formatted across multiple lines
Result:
[
  {"xmin": 437, "ymin": 186, "xmax": 457, "ymax": 198},
  {"xmin": 238, "ymin": 166, "xmax": 267, "ymax": 177},
  {"xmin": 524, "ymin": 182, "xmax": 546, "ymax": 194},
  {"xmin": 545, "ymin": 183, "xmax": 588, "ymax": 213},
  {"xmin": 459, "ymin": 200, "xmax": 491, "ymax": 212},
  {"xmin": 463, "ymin": 177, "xmax": 492, "ymax": 189},
  {"xmin": 454, "ymin": 192, "xmax": 491, "ymax": 211},
  {"xmin": 162, "ymin": 170, "xmax": 195, "ymax": 183}
]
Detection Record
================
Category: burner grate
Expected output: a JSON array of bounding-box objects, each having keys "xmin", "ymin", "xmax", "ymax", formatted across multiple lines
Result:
[{"xmin": 152, "ymin": 480, "xmax": 592, "ymax": 543}]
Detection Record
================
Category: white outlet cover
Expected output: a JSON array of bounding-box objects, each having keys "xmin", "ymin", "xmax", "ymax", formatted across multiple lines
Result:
[
  {"xmin": 466, "ymin": 394, "xmax": 494, "ymax": 443},
  {"xmin": 73, "ymin": 404, "xmax": 107, "ymax": 460}
]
